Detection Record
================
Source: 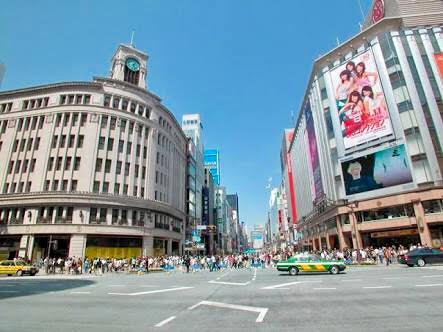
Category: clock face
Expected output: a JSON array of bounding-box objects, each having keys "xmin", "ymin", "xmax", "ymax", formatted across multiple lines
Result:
[
  {"xmin": 372, "ymin": 0, "xmax": 385, "ymax": 24},
  {"xmin": 126, "ymin": 58, "xmax": 140, "ymax": 72}
]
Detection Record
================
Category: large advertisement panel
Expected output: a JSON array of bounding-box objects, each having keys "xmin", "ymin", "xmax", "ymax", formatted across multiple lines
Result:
[
  {"xmin": 284, "ymin": 129, "xmax": 298, "ymax": 225},
  {"xmin": 331, "ymin": 49, "xmax": 393, "ymax": 149},
  {"xmin": 341, "ymin": 144, "xmax": 413, "ymax": 196},
  {"xmin": 304, "ymin": 102, "xmax": 324, "ymax": 203}
]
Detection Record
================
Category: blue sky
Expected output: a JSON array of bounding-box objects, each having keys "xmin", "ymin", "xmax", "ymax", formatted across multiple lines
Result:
[{"xmin": 0, "ymin": 0, "xmax": 371, "ymax": 229}]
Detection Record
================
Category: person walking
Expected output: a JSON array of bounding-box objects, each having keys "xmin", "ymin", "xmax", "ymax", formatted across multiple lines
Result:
[{"xmin": 384, "ymin": 247, "xmax": 392, "ymax": 266}]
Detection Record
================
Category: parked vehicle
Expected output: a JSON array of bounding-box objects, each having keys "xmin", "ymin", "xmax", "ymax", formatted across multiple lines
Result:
[{"xmin": 398, "ymin": 248, "xmax": 443, "ymax": 267}]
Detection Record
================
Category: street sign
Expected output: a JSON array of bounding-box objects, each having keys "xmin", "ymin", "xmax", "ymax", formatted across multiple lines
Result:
[{"xmin": 197, "ymin": 225, "xmax": 207, "ymax": 230}]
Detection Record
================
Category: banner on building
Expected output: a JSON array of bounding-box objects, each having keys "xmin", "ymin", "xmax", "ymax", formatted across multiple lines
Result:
[
  {"xmin": 202, "ymin": 187, "xmax": 209, "ymax": 225},
  {"xmin": 304, "ymin": 102, "xmax": 324, "ymax": 203},
  {"xmin": 331, "ymin": 49, "xmax": 393, "ymax": 149},
  {"xmin": 341, "ymin": 144, "xmax": 413, "ymax": 196},
  {"xmin": 434, "ymin": 53, "xmax": 443, "ymax": 79}
]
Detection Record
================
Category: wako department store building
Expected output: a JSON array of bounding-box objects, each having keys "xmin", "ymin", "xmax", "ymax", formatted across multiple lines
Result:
[
  {"xmin": 0, "ymin": 44, "xmax": 187, "ymax": 260},
  {"xmin": 291, "ymin": 0, "xmax": 443, "ymax": 250}
]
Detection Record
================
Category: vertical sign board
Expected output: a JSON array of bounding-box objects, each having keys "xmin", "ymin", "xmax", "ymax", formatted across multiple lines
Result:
[
  {"xmin": 202, "ymin": 187, "xmax": 209, "ymax": 225},
  {"xmin": 434, "ymin": 53, "xmax": 443, "ymax": 79},
  {"xmin": 304, "ymin": 102, "xmax": 324, "ymax": 203},
  {"xmin": 251, "ymin": 231, "xmax": 264, "ymax": 250},
  {"xmin": 285, "ymin": 130, "xmax": 298, "ymax": 225}
]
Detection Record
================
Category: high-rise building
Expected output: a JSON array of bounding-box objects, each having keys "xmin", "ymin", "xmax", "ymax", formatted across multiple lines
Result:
[
  {"xmin": 0, "ymin": 43, "xmax": 187, "ymax": 260},
  {"xmin": 288, "ymin": 0, "xmax": 443, "ymax": 251},
  {"xmin": 182, "ymin": 114, "xmax": 205, "ymax": 253},
  {"xmin": 204, "ymin": 149, "xmax": 220, "ymax": 185}
]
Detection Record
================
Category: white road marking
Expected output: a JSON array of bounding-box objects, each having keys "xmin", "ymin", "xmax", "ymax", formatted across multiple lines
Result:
[
  {"xmin": 313, "ymin": 287, "xmax": 337, "ymax": 290},
  {"xmin": 209, "ymin": 280, "xmax": 250, "ymax": 286},
  {"xmin": 188, "ymin": 300, "xmax": 268, "ymax": 323},
  {"xmin": 421, "ymin": 275, "xmax": 443, "ymax": 278},
  {"xmin": 154, "ymin": 316, "xmax": 176, "ymax": 327},
  {"xmin": 70, "ymin": 291, "xmax": 91, "ymax": 294},
  {"xmin": 262, "ymin": 280, "xmax": 322, "ymax": 290},
  {"xmin": 216, "ymin": 271, "xmax": 231, "ymax": 280},
  {"xmin": 109, "ymin": 284, "xmax": 125, "ymax": 287},
  {"xmin": 415, "ymin": 284, "xmax": 443, "ymax": 287},
  {"xmin": 363, "ymin": 286, "xmax": 392, "ymax": 289},
  {"xmin": 108, "ymin": 286, "xmax": 193, "ymax": 296}
]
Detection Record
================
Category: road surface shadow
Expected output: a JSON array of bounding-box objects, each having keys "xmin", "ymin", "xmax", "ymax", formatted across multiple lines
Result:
[{"xmin": 0, "ymin": 279, "xmax": 96, "ymax": 300}]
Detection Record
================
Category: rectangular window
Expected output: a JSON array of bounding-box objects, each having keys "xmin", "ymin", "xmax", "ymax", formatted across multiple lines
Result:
[
  {"xmin": 129, "ymin": 122, "xmax": 134, "ymax": 134},
  {"xmin": 75, "ymin": 95, "xmax": 82, "ymax": 104},
  {"xmin": 143, "ymin": 146, "xmax": 147, "ymax": 159},
  {"xmin": 142, "ymin": 166, "xmax": 146, "ymax": 179},
  {"xmin": 123, "ymin": 184, "xmax": 128, "ymax": 195},
  {"xmin": 61, "ymin": 180, "xmax": 68, "ymax": 191},
  {"xmin": 156, "ymin": 152, "xmax": 159, "ymax": 164},
  {"xmin": 60, "ymin": 135, "xmax": 66, "ymax": 148},
  {"xmin": 99, "ymin": 208, "xmax": 107, "ymax": 221},
  {"xmin": 18, "ymin": 182, "xmax": 24, "ymax": 193},
  {"xmin": 116, "ymin": 161, "xmax": 122, "ymax": 175},
  {"xmin": 11, "ymin": 183, "xmax": 16, "ymax": 193},
  {"xmin": 15, "ymin": 160, "xmax": 21, "ymax": 173},
  {"xmin": 48, "ymin": 157, "xmax": 54, "ymax": 171},
  {"xmin": 105, "ymin": 159, "xmax": 111, "ymax": 173},
  {"xmin": 156, "ymin": 171, "xmax": 159, "ymax": 183},
  {"xmin": 141, "ymin": 187, "xmax": 145, "ymax": 197},
  {"xmin": 30, "ymin": 159, "xmax": 36, "ymax": 172},
  {"xmin": 17, "ymin": 119, "xmax": 23, "ymax": 130},
  {"xmin": 24, "ymin": 118, "xmax": 30, "ymax": 131},
  {"xmin": 135, "ymin": 164, "xmax": 139, "ymax": 178},
  {"xmin": 74, "ymin": 157, "xmax": 81, "ymax": 171},
  {"xmin": 95, "ymin": 158, "xmax": 102, "ymax": 172},
  {"xmin": 27, "ymin": 138, "xmax": 33, "ymax": 151},
  {"xmin": 65, "ymin": 156, "xmax": 72, "ymax": 170},
  {"xmin": 98, "ymin": 137, "xmax": 105, "ymax": 150},
  {"xmin": 35, "ymin": 137, "xmax": 40, "ymax": 150},
  {"xmin": 112, "ymin": 209, "xmax": 119, "ymax": 223},
  {"xmin": 23, "ymin": 159, "xmax": 29, "ymax": 172},
  {"xmin": 84, "ymin": 95, "xmax": 91, "ymax": 104},
  {"xmin": 25, "ymin": 182, "xmax": 31, "ymax": 192},
  {"xmin": 122, "ymin": 99, "xmax": 128, "ymax": 111},
  {"xmin": 68, "ymin": 95, "xmax": 74, "ymax": 104},
  {"xmin": 72, "ymin": 113, "xmax": 79, "ymax": 126},
  {"xmin": 107, "ymin": 138, "xmax": 114, "ymax": 151},
  {"xmin": 71, "ymin": 180, "xmax": 77, "ymax": 191},
  {"xmin": 133, "ymin": 186, "xmax": 138, "ymax": 196},
  {"xmin": 104, "ymin": 95, "xmax": 111, "ymax": 107},
  {"xmin": 101, "ymin": 115, "xmax": 108, "ymax": 128},
  {"xmin": 120, "ymin": 119, "xmax": 126, "ymax": 132},
  {"xmin": 7, "ymin": 161, "xmax": 13, "ymax": 174},
  {"xmin": 67, "ymin": 207, "xmax": 73, "ymax": 221},
  {"xmin": 68, "ymin": 135, "xmax": 75, "ymax": 148},
  {"xmin": 13, "ymin": 139, "xmax": 18, "ymax": 152},
  {"xmin": 38, "ymin": 117, "xmax": 44, "ymax": 129},
  {"xmin": 56, "ymin": 157, "xmax": 62, "ymax": 171},
  {"xmin": 93, "ymin": 181, "xmax": 100, "ymax": 193},
  {"xmin": 55, "ymin": 114, "xmax": 61, "ymax": 127},
  {"xmin": 112, "ymin": 97, "xmax": 120, "ymax": 109},
  {"xmin": 44, "ymin": 180, "xmax": 50, "ymax": 191},
  {"xmin": 127, "ymin": 142, "xmax": 132, "ymax": 155},
  {"xmin": 52, "ymin": 136, "xmax": 58, "ymax": 149},
  {"xmin": 63, "ymin": 113, "xmax": 70, "ymax": 126},
  {"xmin": 77, "ymin": 135, "xmax": 84, "ymax": 148},
  {"xmin": 52, "ymin": 180, "xmax": 59, "ymax": 191},
  {"xmin": 61, "ymin": 95, "xmax": 67, "ymax": 105},
  {"xmin": 31, "ymin": 117, "xmax": 37, "ymax": 130},
  {"xmin": 136, "ymin": 144, "xmax": 140, "ymax": 157},
  {"xmin": 102, "ymin": 181, "xmax": 109, "ymax": 193},
  {"xmin": 19, "ymin": 139, "xmax": 25, "ymax": 152},
  {"xmin": 130, "ymin": 102, "xmax": 136, "ymax": 113},
  {"xmin": 80, "ymin": 113, "xmax": 87, "ymax": 126},
  {"xmin": 114, "ymin": 183, "xmax": 120, "ymax": 195},
  {"xmin": 118, "ymin": 140, "xmax": 124, "ymax": 153},
  {"xmin": 155, "ymin": 190, "xmax": 158, "ymax": 200},
  {"xmin": 125, "ymin": 162, "xmax": 130, "ymax": 176},
  {"xmin": 110, "ymin": 117, "xmax": 116, "ymax": 129}
]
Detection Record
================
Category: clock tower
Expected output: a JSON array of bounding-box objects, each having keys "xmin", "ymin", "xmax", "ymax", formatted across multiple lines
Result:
[{"xmin": 110, "ymin": 44, "xmax": 148, "ymax": 90}]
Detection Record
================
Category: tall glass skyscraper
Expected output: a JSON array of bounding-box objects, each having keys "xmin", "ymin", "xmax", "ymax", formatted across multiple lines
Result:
[{"xmin": 204, "ymin": 149, "xmax": 220, "ymax": 185}]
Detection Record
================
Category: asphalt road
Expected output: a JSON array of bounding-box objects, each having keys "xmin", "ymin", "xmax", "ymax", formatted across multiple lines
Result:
[{"xmin": 1, "ymin": 264, "xmax": 443, "ymax": 331}]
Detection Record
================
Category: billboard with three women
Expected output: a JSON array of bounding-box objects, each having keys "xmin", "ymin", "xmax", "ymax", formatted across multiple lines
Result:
[{"xmin": 331, "ymin": 49, "xmax": 393, "ymax": 149}]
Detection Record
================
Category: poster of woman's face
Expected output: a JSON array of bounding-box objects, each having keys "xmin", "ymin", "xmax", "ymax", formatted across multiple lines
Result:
[{"xmin": 331, "ymin": 49, "xmax": 393, "ymax": 149}]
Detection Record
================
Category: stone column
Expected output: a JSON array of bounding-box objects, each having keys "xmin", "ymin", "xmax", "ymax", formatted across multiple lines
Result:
[
  {"xmin": 167, "ymin": 239, "xmax": 172, "ymax": 256},
  {"xmin": 27, "ymin": 235, "xmax": 35, "ymax": 261},
  {"xmin": 312, "ymin": 237, "xmax": 317, "ymax": 251},
  {"xmin": 18, "ymin": 235, "xmax": 29, "ymax": 258},
  {"xmin": 350, "ymin": 212, "xmax": 363, "ymax": 249},
  {"xmin": 317, "ymin": 236, "xmax": 322, "ymax": 251},
  {"xmin": 142, "ymin": 235, "xmax": 154, "ymax": 256},
  {"xmin": 325, "ymin": 233, "xmax": 331, "ymax": 250},
  {"xmin": 69, "ymin": 234, "xmax": 86, "ymax": 259},
  {"xmin": 336, "ymin": 215, "xmax": 346, "ymax": 250},
  {"xmin": 413, "ymin": 200, "xmax": 432, "ymax": 247}
]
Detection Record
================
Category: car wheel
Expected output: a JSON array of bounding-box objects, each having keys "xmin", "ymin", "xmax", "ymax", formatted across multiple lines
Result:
[
  {"xmin": 16, "ymin": 270, "xmax": 23, "ymax": 277},
  {"xmin": 289, "ymin": 267, "xmax": 299, "ymax": 276},
  {"xmin": 407, "ymin": 264, "xmax": 414, "ymax": 267},
  {"xmin": 329, "ymin": 265, "xmax": 339, "ymax": 275},
  {"xmin": 417, "ymin": 259, "xmax": 426, "ymax": 267}
]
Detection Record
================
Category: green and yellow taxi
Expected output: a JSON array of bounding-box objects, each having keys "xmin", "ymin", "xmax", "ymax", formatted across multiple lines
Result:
[
  {"xmin": 277, "ymin": 254, "xmax": 346, "ymax": 276},
  {"xmin": 0, "ymin": 260, "xmax": 39, "ymax": 276}
]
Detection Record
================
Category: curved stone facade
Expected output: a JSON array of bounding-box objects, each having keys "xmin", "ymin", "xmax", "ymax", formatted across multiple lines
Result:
[{"xmin": 0, "ymin": 45, "xmax": 187, "ymax": 260}]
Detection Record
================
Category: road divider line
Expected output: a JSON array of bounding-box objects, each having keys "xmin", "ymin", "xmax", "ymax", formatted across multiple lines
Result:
[
  {"xmin": 262, "ymin": 280, "xmax": 322, "ymax": 290},
  {"xmin": 154, "ymin": 316, "xmax": 176, "ymax": 327},
  {"xmin": 208, "ymin": 280, "xmax": 250, "ymax": 286},
  {"xmin": 313, "ymin": 287, "xmax": 337, "ymax": 290},
  {"xmin": 0, "ymin": 290, "xmax": 18, "ymax": 293},
  {"xmin": 363, "ymin": 286, "xmax": 392, "ymax": 289},
  {"xmin": 188, "ymin": 300, "xmax": 268, "ymax": 323},
  {"xmin": 415, "ymin": 284, "xmax": 443, "ymax": 287},
  {"xmin": 421, "ymin": 275, "xmax": 443, "ymax": 278},
  {"xmin": 341, "ymin": 279, "xmax": 362, "ymax": 282},
  {"xmin": 109, "ymin": 286, "xmax": 193, "ymax": 296}
]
